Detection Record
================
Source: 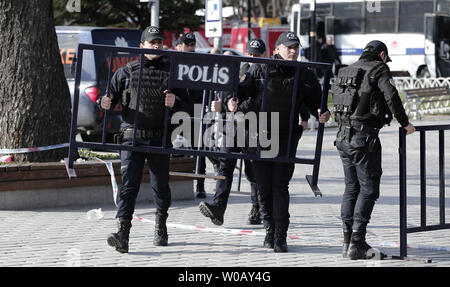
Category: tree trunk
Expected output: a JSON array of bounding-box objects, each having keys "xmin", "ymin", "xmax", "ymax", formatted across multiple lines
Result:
[{"xmin": 0, "ymin": 0, "xmax": 71, "ymax": 162}]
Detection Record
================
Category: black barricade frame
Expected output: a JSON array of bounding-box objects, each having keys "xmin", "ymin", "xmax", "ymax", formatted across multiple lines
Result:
[
  {"xmin": 67, "ymin": 44, "xmax": 332, "ymax": 196},
  {"xmin": 399, "ymin": 124, "xmax": 450, "ymax": 258}
]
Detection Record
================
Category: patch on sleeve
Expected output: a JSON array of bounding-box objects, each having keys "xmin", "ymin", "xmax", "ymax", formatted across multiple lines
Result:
[
  {"xmin": 240, "ymin": 74, "xmax": 246, "ymax": 83},
  {"xmin": 389, "ymin": 78, "xmax": 396, "ymax": 86}
]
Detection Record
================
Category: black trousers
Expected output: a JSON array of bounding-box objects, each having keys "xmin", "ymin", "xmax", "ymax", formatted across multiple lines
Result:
[
  {"xmin": 116, "ymin": 138, "xmax": 171, "ymax": 220},
  {"xmin": 252, "ymin": 127, "xmax": 303, "ymax": 232},
  {"xmin": 212, "ymin": 146, "xmax": 259, "ymax": 209},
  {"xmin": 336, "ymin": 133, "xmax": 382, "ymax": 232}
]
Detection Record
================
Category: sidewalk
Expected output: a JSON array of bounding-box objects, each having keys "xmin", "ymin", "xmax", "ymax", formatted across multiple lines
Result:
[{"xmin": 0, "ymin": 116, "xmax": 449, "ymax": 267}]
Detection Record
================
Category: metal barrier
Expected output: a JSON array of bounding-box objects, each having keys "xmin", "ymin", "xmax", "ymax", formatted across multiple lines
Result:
[
  {"xmin": 67, "ymin": 44, "xmax": 331, "ymax": 196},
  {"xmin": 394, "ymin": 77, "xmax": 450, "ymax": 91},
  {"xmin": 399, "ymin": 124, "xmax": 450, "ymax": 258}
]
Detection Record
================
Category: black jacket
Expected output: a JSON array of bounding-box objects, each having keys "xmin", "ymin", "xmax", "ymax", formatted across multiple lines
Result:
[
  {"xmin": 99, "ymin": 56, "xmax": 191, "ymax": 129},
  {"xmin": 355, "ymin": 51, "xmax": 409, "ymax": 128},
  {"xmin": 235, "ymin": 54, "xmax": 325, "ymax": 135}
]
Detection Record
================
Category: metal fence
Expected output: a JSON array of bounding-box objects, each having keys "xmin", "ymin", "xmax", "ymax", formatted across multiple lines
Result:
[
  {"xmin": 394, "ymin": 77, "xmax": 450, "ymax": 91},
  {"xmin": 399, "ymin": 124, "xmax": 450, "ymax": 258},
  {"xmin": 66, "ymin": 44, "xmax": 332, "ymax": 196}
]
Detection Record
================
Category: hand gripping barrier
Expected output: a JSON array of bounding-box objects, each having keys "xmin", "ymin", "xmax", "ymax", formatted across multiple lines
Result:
[{"xmin": 66, "ymin": 44, "xmax": 332, "ymax": 196}]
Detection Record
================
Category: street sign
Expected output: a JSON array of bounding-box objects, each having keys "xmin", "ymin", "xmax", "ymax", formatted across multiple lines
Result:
[{"xmin": 205, "ymin": 0, "xmax": 222, "ymax": 38}]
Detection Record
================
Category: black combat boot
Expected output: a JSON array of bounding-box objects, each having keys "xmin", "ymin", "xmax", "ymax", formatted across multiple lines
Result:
[
  {"xmin": 342, "ymin": 230, "xmax": 352, "ymax": 258},
  {"xmin": 274, "ymin": 229, "xmax": 288, "ymax": 253},
  {"xmin": 107, "ymin": 219, "xmax": 132, "ymax": 253},
  {"xmin": 263, "ymin": 226, "xmax": 274, "ymax": 249},
  {"xmin": 347, "ymin": 230, "xmax": 373, "ymax": 260},
  {"xmin": 247, "ymin": 205, "xmax": 262, "ymax": 225},
  {"xmin": 154, "ymin": 212, "xmax": 168, "ymax": 246},
  {"xmin": 342, "ymin": 222, "xmax": 353, "ymax": 258},
  {"xmin": 195, "ymin": 180, "xmax": 206, "ymax": 198},
  {"xmin": 199, "ymin": 201, "xmax": 225, "ymax": 225}
]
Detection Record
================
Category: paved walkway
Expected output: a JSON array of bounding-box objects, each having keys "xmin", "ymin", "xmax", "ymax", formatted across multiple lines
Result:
[{"xmin": 1, "ymin": 116, "xmax": 449, "ymax": 267}]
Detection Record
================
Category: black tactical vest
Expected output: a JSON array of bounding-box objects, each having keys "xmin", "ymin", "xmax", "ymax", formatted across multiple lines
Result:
[
  {"xmin": 122, "ymin": 59, "xmax": 169, "ymax": 130},
  {"xmin": 255, "ymin": 64, "xmax": 306, "ymax": 135},
  {"xmin": 330, "ymin": 60, "xmax": 392, "ymax": 128}
]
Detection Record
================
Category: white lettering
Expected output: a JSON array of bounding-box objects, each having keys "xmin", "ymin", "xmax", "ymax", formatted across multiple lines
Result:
[
  {"xmin": 188, "ymin": 65, "xmax": 202, "ymax": 81},
  {"xmin": 217, "ymin": 67, "xmax": 229, "ymax": 84},
  {"xmin": 177, "ymin": 64, "xmax": 189, "ymax": 80},
  {"xmin": 201, "ymin": 66, "xmax": 212, "ymax": 82},
  {"xmin": 212, "ymin": 64, "xmax": 219, "ymax": 83},
  {"xmin": 367, "ymin": 0, "xmax": 381, "ymax": 13},
  {"xmin": 66, "ymin": 0, "xmax": 81, "ymax": 13},
  {"xmin": 177, "ymin": 63, "xmax": 230, "ymax": 85},
  {"xmin": 178, "ymin": 271, "xmax": 212, "ymax": 284}
]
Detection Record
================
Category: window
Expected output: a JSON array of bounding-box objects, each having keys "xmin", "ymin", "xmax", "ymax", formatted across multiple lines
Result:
[
  {"xmin": 300, "ymin": 4, "xmax": 310, "ymax": 18},
  {"xmin": 399, "ymin": 1, "xmax": 433, "ymax": 33},
  {"xmin": 293, "ymin": 11, "xmax": 299, "ymax": 36},
  {"xmin": 91, "ymin": 30, "xmax": 141, "ymax": 81},
  {"xmin": 365, "ymin": 1, "xmax": 396, "ymax": 33},
  {"xmin": 57, "ymin": 33, "xmax": 79, "ymax": 80},
  {"xmin": 425, "ymin": 15, "xmax": 435, "ymax": 41},
  {"xmin": 300, "ymin": 3, "xmax": 331, "ymax": 17},
  {"xmin": 334, "ymin": 3, "xmax": 363, "ymax": 34},
  {"xmin": 436, "ymin": 0, "xmax": 450, "ymax": 13},
  {"xmin": 316, "ymin": 3, "xmax": 332, "ymax": 17},
  {"xmin": 300, "ymin": 18, "xmax": 310, "ymax": 36}
]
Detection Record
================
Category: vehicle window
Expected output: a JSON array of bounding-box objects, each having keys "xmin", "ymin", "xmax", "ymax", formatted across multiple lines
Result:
[
  {"xmin": 299, "ymin": 3, "xmax": 331, "ymax": 17},
  {"xmin": 300, "ymin": 4, "xmax": 310, "ymax": 18},
  {"xmin": 91, "ymin": 30, "xmax": 141, "ymax": 82},
  {"xmin": 437, "ymin": 16, "xmax": 450, "ymax": 39},
  {"xmin": 333, "ymin": 3, "xmax": 363, "ymax": 34},
  {"xmin": 425, "ymin": 16, "xmax": 435, "ymax": 41},
  {"xmin": 293, "ymin": 11, "xmax": 299, "ymax": 36},
  {"xmin": 316, "ymin": 3, "xmax": 332, "ymax": 17},
  {"xmin": 57, "ymin": 33, "xmax": 79, "ymax": 79},
  {"xmin": 436, "ymin": 0, "xmax": 450, "ymax": 13},
  {"xmin": 399, "ymin": 1, "xmax": 433, "ymax": 33},
  {"xmin": 300, "ymin": 18, "xmax": 310, "ymax": 36},
  {"xmin": 366, "ymin": 1, "xmax": 396, "ymax": 33}
]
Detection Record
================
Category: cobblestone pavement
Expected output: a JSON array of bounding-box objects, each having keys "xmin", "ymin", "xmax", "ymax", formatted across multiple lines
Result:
[{"xmin": 0, "ymin": 116, "xmax": 449, "ymax": 267}]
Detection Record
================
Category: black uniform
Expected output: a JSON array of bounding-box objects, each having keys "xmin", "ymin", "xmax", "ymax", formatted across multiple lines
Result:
[
  {"xmin": 191, "ymin": 89, "xmax": 220, "ymax": 197},
  {"xmin": 238, "ymin": 54, "xmax": 324, "ymax": 251},
  {"xmin": 320, "ymin": 43, "xmax": 341, "ymax": 75},
  {"xmin": 104, "ymin": 56, "xmax": 190, "ymax": 248},
  {"xmin": 200, "ymin": 63, "xmax": 262, "ymax": 225},
  {"xmin": 331, "ymin": 50, "xmax": 410, "ymax": 259}
]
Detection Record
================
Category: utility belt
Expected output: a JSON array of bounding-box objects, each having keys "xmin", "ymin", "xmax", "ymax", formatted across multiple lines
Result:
[
  {"xmin": 122, "ymin": 128, "xmax": 163, "ymax": 140},
  {"xmin": 338, "ymin": 122, "xmax": 379, "ymax": 142}
]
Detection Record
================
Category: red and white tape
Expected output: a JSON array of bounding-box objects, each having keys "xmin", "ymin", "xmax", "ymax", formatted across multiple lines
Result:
[
  {"xmin": 0, "ymin": 143, "xmax": 69, "ymax": 155},
  {"xmin": 95, "ymin": 158, "xmax": 449, "ymax": 256}
]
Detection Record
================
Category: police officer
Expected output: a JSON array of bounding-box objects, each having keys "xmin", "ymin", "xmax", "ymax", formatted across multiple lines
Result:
[
  {"xmin": 331, "ymin": 40, "xmax": 415, "ymax": 260},
  {"xmin": 237, "ymin": 32, "xmax": 330, "ymax": 252},
  {"xmin": 175, "ymin": 32, "xmax": 196, "ymax": 53},
  {"xmin": 173, "ymin": 32, "xmax": 210, "ymax": 198},
  {"xmin": 198, "ymin": 38, "xmax": 267, "ymax": 226},
  {"xmin": 321, "ymin": 36, "xmax": 341, "ymax": 75},
  {"xmin": 100, "ymin": 26, "xmax": 190, "ymax": 253}
]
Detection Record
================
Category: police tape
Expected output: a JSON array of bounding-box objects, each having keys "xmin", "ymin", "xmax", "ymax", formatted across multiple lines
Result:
[
  {"xmin": 94, "ymin": 157, "xmax": 448, "ymax": 258},
  {"xmin": 0, "ymin": 143, "xmax": 70, "ymax": 155},
  {"xmin": 92, "ymin": 157, "xmax": 119, "ymax": 207}
]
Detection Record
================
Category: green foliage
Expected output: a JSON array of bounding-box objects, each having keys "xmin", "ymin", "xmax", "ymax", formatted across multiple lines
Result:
[
  {"xmin": 159, "ymin": 0, "xmax": 204, "ymax": 32},
  {"xmin": 53, "ymin": 0, "xmax": 203, "ymax": 31},
  {"xmin": 77, "ymin": 149, "xmax": 119, "ymax": 160}
]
